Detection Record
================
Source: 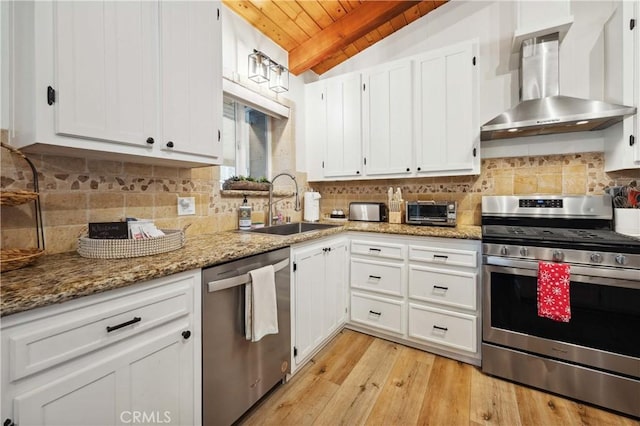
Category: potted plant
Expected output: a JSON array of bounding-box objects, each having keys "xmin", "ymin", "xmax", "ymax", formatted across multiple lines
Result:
[{"xmin": 222, "ymin": 176, "xmax": 271, "ymax": 191}]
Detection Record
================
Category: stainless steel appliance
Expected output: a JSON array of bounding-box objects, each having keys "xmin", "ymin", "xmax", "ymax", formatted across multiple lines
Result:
[
  {"xmin": 349, "ymin": 202, "xmax": 387, "ymax": 222},
  {"xmin": 481, "ymin": 195, "xmax": 640, "ymax": 418},
  {"xmin": 406, "ymin": 200, "xmax": 457, "ymax": 226},
  {"xmin": 481, "ymin": 32, "xmax": 636, "ymax": 141},
  {"xmin": 202, "ymin": 248, "xmax": 291, "ymax": 426}
]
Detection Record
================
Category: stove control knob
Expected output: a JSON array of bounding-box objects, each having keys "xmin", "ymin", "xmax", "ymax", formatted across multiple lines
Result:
[
  {"xmin": 500, "ymin": 246, "xmax": 509, "ymax": 256},
  {"xmin": 615, "ymin": 254, "xmax": 627, "ymax": 265},
  {"xmin": 519, "ymin": 247, "xmax": 528, "ymax": 257},
  {"xmin": 590, "ymin": 253, "xmax": 603, "ymax": 263},
  {"xmin": 552, "ymin": 250, "xmax": 564, "ymax": 261}
]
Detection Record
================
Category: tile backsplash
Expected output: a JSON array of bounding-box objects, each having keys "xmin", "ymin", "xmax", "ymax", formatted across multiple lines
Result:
[
  {"xmin": 312, "ymin": 153, "xmax": 640, "ymax": 226},
  {"xmin": 1, "ymin": 120, "xmax": 305, "ymax": 254},
  {"xmin": 2, "ymin": 141, "xmax": 638, "ymax": 255}
]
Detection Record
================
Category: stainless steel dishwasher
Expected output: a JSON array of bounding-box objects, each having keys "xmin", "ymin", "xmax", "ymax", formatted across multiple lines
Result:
[{"xmin": 202, "ymin": 247, "xmax": 291, "ymax": 426}]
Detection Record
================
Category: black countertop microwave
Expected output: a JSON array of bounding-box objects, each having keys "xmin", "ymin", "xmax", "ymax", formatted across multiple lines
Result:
[{"xmin": 405, "ymin": 201, "xmax": 457, "ymax": 226}]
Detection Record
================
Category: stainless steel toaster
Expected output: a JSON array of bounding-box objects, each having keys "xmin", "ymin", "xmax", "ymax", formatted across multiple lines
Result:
[{"xmin": 349, "ymin": 202, "xmax": 388, "ymax": 222}]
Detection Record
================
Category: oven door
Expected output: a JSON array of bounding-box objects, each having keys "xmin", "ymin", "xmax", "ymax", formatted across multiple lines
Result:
[{"xmin": 483, "ymin": 256, "xmax": 640, "ymax": 378}]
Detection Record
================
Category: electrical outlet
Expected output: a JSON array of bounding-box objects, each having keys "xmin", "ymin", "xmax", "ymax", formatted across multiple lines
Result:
[{"xmin": 177, "ymin": 197, "xmax": 196, "ymax": 216}]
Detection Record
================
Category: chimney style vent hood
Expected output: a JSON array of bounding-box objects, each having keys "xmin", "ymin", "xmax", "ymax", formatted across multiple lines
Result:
[{"xmin": 481, "ymin": 32, "xmax": 636, "ymax": 141}]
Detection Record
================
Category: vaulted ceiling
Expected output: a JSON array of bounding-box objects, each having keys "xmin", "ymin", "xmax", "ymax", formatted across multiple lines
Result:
[{"xmin": 223, "ymin": 0, "xmax": 449, "ymax": 76}]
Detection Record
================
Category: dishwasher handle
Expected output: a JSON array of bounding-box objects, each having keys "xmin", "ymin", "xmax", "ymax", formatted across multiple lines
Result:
[{"xmin": 207, "ymin": 258, "xmax": 289, "ymax": 293}]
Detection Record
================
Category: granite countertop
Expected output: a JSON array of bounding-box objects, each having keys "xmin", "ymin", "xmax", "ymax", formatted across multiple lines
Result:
[{"xmin": 0, "ymin": 222, "xmax": 480, "ymax": 317}]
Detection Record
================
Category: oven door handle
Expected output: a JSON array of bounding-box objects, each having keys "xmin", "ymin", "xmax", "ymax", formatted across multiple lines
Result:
[{"xmin": 484, "ymin": 256, "xmax": 640, "ymax": 286}]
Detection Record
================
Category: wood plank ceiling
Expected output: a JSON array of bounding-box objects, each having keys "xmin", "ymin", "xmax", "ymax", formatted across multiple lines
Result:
[{"xmin": 222, "ymin": 0, "xmax": 448, "ymax": 76}]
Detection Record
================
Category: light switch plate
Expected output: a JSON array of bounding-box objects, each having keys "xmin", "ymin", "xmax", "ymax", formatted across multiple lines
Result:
[{"xmin": 177, "ymin": 197, "xmax": 196, "ymax": 216}]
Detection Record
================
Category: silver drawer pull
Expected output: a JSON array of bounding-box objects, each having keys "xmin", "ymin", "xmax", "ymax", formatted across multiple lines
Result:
[
  {"xmin": 433, "ymin": 254, "xmax": 448, "ymax": 260},
  {"xmin": 433, "ymin": 285, "xmax": 449, "ymax": 291},
  {"xmin": 433, "ymin": 325, "xmax": 448, "ymax": 332},
  {"xmin": 369, "ymin": 310, "xmax": 382, "ymax": 316},
  {"xmin": 368, "ymin": 275, "xmax": 381, "ymax": 280},
  {"xmin": 107, "ymin": 316, "xmax": 141, "ymax": 333}
]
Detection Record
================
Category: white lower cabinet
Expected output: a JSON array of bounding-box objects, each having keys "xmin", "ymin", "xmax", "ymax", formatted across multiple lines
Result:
[
  {"xmin": 1, "ymin": 270, "xmax": 201, "ymax": 426},
  {"xmin": 350, "ymin": 292, "xmax": 404, "ymax": 335},
  {"xmin": 291, "ymin": 236, "xmax": 348, "ymax": 373},
  {"xmin": 408, "ymin": 266, "xmax": 476, "ymax": 311},
  {"xmin": 347, "ymin": 233, "xmax": 481, "ymax": 366},
  {"xmin": 408, "ymin": 304, "xmax": 476, "ymax": 353},
  {"xmin": 351, "ymin": 258, "xmax": 404, "ymax": 297}
]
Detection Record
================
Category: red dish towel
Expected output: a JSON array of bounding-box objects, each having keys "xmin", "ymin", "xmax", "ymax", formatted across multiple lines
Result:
[{"xmin": 537, "ymin": 261, "xmax": 571, "ymax": 322}]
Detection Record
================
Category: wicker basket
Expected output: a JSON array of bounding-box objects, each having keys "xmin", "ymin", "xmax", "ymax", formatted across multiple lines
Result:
[
  {"xmin": 1, "ymin": 248, "xmax": 45, "ymax": 272},
  {"xmin": 77, "ymin": 229, "xmax": 185, "ymax": 259},
  {"xmin": 222, "ymin": 180, "xmax": 270, "ymax": 191},
  {"xmin": 0, "ymin": 190, "xmax": 39, "ymax": 206}
]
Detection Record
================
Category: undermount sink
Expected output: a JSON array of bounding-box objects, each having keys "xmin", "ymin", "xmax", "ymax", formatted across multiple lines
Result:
[{"xmin": 245, "ymin": 222, "xmax": 341, "ymax": 236}]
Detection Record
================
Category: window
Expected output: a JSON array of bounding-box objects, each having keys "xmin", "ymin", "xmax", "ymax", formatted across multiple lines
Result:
[{"xmin": 220, "ymin": 97, "xmax": 270, "ymax": 186}]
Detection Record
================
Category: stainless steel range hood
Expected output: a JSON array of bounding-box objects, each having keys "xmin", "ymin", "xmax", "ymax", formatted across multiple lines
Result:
[{"xmin": 481, "ymin": 32, "xmax": 636, "ymax": 141}]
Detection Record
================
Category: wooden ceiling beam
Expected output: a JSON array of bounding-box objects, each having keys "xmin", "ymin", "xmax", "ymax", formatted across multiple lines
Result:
[{"xmin": 288, "ymin": 1, "xmax": 421, "ymax": 75}]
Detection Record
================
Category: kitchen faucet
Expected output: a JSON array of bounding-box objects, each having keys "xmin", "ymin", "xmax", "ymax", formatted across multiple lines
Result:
[{"xmin": 268, "ymin": 172, "xmax": 301, "ymax": 226}]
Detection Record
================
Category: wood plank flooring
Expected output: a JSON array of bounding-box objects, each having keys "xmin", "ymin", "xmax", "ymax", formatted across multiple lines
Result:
[{"xmin": 240, "ymin": 329, "xmax": 639, "ymax": 426}]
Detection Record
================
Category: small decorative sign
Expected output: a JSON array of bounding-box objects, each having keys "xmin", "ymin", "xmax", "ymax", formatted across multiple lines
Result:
[{"xmin": 88, "ymin": 222, "xmax": 129, "ymax": 239}]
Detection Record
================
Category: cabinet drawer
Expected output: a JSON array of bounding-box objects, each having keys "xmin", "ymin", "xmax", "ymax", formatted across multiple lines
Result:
[
  {"xmin": 7, "ymin": 276, "xmax": 194, "ymax": 381},
  {"xmin": 409, "ymin": 266, "xmax": 476, "ymax": 310},
  {"xmin": 350, "ymin": 292, "xmax": 404, "ymax": 334},
  {"xmin": 409, "ymin": 245, "xmax": 477, "ymax": 268},
  {"xmin": 351, "ymin": 258, "xmax": 404, "ymax": 296},
  {"xmin": 408, "ymin": 304, "xmax": 476, "ymax": 353},
  {"xmin": 351, "ymin": 240, "xmax": 405, "ymax": 260}
]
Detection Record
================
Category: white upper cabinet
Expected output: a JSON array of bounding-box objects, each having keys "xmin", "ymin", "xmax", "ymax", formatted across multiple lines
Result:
[
  {"xmin": 604, "ymin": 0, "xmax": 639, "ymax": 171},
  {"xmin": 159, "ymin": 1, "xmax": 222, "ymax": 160},
  {"xmin": 304, "ymin": 40, "xmax": 479, "ymax": 181},
  {"xmin": 305, "ymin": 73, "xmax": 362, "ymax": 179},
  {"xmin": 362, "ymin": 61, "xmax": 413, "ymax": 176},
  {"xmin": 325, "ymin": 73, "xmax": 363, "ymax": 177},
  {"xmin": 415, "ymin": 41, "xmax": 480, "ymax": 175},
  {"xmin": 55, "ymin": 1, "xmax": 157, "ymax": 148},
  {"xmin": 304, "ymin": 81, "xmax": 327, "ymax": 181},
  {"xmin": 10, "ymin": 1, "xmax": 222, "ymax": 167}
]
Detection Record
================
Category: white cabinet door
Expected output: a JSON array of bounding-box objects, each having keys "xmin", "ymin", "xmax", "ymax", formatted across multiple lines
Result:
[
  {"xmin": 54, "ymin": 1, "xmax": 157, "ymax": 147},
  {"xmin": 324, "ymin": 239, "xmax": 348, "ymax": 336},
  {"xmin": 1, "ymin": 270, "xmax": 201, "ymax": 426},
  {"xmin": 14, "ymin": 326, "xmax": 193, "ymax": 426},
  {"xmin": 415, "ymin": 41, "xmax": 479, "ymax": 175},
  {"xmin": 305, "ymin": 81, "xmax": 327, "ymax": 181},
  {"xmin": 293, "ymin": 246, "xmax": 325, "ymax": 365},
  {"xmin": 160, "ymin": 1, "xmax": 222, "ymax": 160},
  {"xmin": 324, "ymin": 73, "xmax": 363, "ymax": 178},
  {"xmin": 604, "ymin": 0, "xmax": 639, "ymax": 171},
  {"xmin": 292, "ymin": 236, "xmax": 348, "ymax": 370},
  {"xmin": 363, "ymin": 61, "xmax": 413, "ymax": 176}
]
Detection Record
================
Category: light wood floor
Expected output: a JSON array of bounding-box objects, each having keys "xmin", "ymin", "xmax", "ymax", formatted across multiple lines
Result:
[{"xmin": 240, "ymin": 329, "xmax": 639, "ymax": 426}]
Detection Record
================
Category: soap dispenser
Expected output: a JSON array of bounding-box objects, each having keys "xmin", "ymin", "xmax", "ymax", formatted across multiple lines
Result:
[{"xmin": 238, "ymin": 196, "xmax": 252, "ymax": 230}]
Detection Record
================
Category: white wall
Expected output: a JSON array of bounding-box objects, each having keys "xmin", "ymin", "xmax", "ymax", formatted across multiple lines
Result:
[
  {"xmin": 1, "ymin": 1, "xmax": 11, "ymax": 131},
  {"xmin": 221, "ymin": 4, "xmax": 308, "ymax": 172},
  {"xmin": 312, "ymin": 0, "xmax": 618, "ymax": 159}
]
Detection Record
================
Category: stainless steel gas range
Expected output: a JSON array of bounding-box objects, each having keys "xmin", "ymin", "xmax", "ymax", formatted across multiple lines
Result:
[{"xmin": 481, "ymin": 195, "xmax": 640, "ymax": 418}]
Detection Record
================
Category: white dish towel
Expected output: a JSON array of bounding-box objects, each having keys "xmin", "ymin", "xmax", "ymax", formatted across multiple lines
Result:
[{"xmin": 245, "ymin": 264, "xmax": 279, "ymax": 342}]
